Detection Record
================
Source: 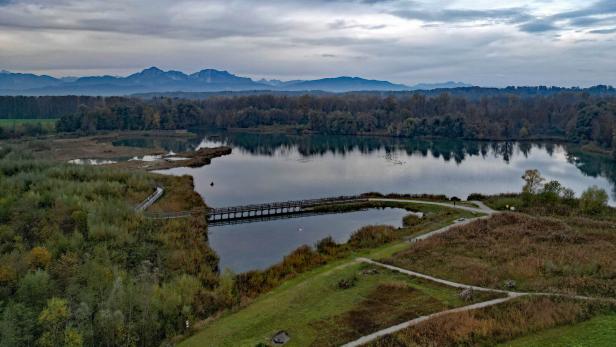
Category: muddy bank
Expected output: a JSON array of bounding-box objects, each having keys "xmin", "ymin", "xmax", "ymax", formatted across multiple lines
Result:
[
  {"xmin": 8, "ymin": 130, "xmax": 231, "ymax": 170},
  {"xmin": 20, "ymin": 130, "xmax": 193, "ymax": 161},
  {"xmin": 110, "ymin": 146, "xmax": 232, "ymax": 171}
]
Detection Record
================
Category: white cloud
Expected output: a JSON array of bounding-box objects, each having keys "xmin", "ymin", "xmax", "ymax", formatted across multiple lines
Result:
[{"xmin": 0, "ymin": 0, "xmax": 614, "ymax": 86}]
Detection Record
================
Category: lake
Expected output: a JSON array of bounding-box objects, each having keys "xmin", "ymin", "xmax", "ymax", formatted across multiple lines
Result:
[
  {"xmin": 209, "ymin": 208, "xmax": 409, "ymax": 272},
  {"xmin": 143, "ymin": 131, "xmax": 616, "ymax": 271}
]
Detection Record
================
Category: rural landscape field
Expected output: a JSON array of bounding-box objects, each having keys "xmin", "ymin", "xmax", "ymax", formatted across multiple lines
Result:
[{"xmin": 1, "ymin": 0, "xmax": 616, "ymax": 346}]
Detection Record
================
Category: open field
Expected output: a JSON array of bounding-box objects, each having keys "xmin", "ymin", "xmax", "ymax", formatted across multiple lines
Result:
[
  {"xmin": 368, "ymin": 296, "xmax": 616, "ymax": 346},
  {"xmin": 5, "ymin": 130, "xmax": 193, "ymax": 160},
  {"xmin": 384, "ymin": 212, "xmax": 616, "ymax": 297},
  {"xmin": 3, "ymin": 130, "xmax": 231, "ymax": 171},
  {"xmin": 9, "ymin": 132, "xmax": 168, "ymax": 161},
  {"xmin": 501, "ymin": 314, "xmax": 616, "ymax": 347},
  {"xmin": 180, "ymin": 260, "xmax": 502, "ymax": 347}
]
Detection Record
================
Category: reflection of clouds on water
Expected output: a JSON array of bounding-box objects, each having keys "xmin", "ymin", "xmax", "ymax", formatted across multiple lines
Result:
[
  {"xmin": 210, "ymin": 208, "xmax": 408, "ymax": 272},
  {"xmin": 158, "ymin": 132, "xmax": 616, "ymax": 206}
]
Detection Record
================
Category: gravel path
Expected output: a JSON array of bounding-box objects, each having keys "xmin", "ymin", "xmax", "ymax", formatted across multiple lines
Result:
[
  {"xmin": 340, "ymin": 295, "xmax": 519, "ymax": 347},
  {"xmin": 343, "ymin": 200, "xmax": 616, "ymax": 347},
  {"xmin": 368, "ymin": 198, "xmax": 496, "ymax": 215}
]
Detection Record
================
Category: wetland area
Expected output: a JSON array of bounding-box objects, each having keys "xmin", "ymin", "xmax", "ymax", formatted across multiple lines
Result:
[{"xmin": 110, "ymin": 130, "xmax": 616, "ymax": 271}]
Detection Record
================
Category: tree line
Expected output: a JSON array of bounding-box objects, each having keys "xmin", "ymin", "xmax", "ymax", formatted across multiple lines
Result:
[{"xmin": 1, "ymin": 92, "xmax": 615, "ymax": 155}]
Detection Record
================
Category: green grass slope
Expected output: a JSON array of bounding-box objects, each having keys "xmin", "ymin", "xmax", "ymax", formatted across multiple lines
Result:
[
  {"xmin": 501, "ymin": 314, "xmax": 616, "ymax": 347},
  {"xmin": 180, "ymin": 259, "xmax": 496, "ymax": 347}
]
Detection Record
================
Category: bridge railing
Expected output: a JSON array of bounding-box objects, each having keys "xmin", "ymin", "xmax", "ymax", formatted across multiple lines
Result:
[
  {"xmin": 142, "ymin": 195, "xmax": 369, "ymax": 221},
  {"xmin": 207, "ymin": 195, "xmax": 367, "ymax": 215},
  {"xmin": 135, "ymin": 185, "xmax": 165, "ymax": 212}
]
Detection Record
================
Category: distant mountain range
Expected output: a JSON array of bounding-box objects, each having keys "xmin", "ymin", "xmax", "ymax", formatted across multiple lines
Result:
[{"xmin": 0, "ymin": 67, "xmax": 472, "ymax": 95}]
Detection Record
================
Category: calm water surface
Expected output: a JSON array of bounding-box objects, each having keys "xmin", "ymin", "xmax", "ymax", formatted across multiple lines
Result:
[
  {"xmin": 144, "ymin": 131, "xmax": 616, "ymax": 271},
  {"xmin": 210, "ymin": 208, "xmax": 408, "ymax": 272},
  {"xmin": 158, "ymin": 132, "xmax": 615, "ymax": 206}
]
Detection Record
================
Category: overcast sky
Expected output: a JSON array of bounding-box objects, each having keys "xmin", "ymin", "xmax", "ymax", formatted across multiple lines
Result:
[{"xmin": 1, "ymin": 0, "xmax": 615, "ymax": 86}]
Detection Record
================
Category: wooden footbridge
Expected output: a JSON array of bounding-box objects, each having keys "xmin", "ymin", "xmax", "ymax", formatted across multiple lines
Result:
[
  {"xmin": 207, "ymin": 196, "xmax": 366, "ymax": 223},
  {"xmin": 143, "ymin": 195, "xmax": 368, "ymax": 224}
]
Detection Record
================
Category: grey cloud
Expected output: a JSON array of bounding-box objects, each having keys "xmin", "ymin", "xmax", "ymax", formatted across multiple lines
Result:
[
  {"xmin": 0, "ymin": 0, "xmax": 615, "ymax": 86},
  {"xmin": 551, "ymin": 0, "xmax": 616, "ymax": 21},
  {"xmin": 590, "ymin": 27, "xmax": 616, "ymax": 34},
  {"xmin": 386, "ymin": 0, "xmax": 616, "ymax": 36},
  {"xmin": 517, "ymin": 0, "xmax": 616, "ymax": 34},
  {"xmin": 0, "ymin": 0, "xmax": 293, "ymax": 40},
  {"xmin": 519, "ymin": 19, "xmax": 558, "ymax": 33},
  {"xmin": 392, "ymin": 7, "xmax": 531, "ymax": 24},
  {"xmin": 329, "ymin": 19, "xmax": 387, "ymax": 30}
]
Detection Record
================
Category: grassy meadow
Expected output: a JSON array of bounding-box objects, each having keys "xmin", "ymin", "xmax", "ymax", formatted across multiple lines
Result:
[
  {"xmin": 369, "ymin": 296, "xmax": 616, "ymax": 346},
  {"xmin": 178, "ymin": 202, "xmax": 485, "ymax": 346},
  {"xmin": 180, "ymin": 259, "xmax": 501, "ymax": 347},
  {"xmin": 501, "ymin": 314, "xmax": 616, "ymax": 347},
  {"xmin": 384, "ymin": 212, "xmax": 616, "ymax": 297}
]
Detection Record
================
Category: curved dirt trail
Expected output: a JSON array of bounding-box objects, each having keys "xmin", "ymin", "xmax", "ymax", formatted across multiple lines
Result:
[
  {"xmin": 340, "ymin": 295, "xmax": 520, "ymax": 347},
  {"xmin": 368, "ymin": 198, "xmax": 495, "ymax": 215},
  {"xmin": 342, "ymin": 201, "xmax": 615, "ymax": 347}
]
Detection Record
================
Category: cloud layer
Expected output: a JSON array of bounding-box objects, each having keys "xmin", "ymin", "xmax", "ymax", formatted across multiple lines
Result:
[{"xmin": 0, "ymin": 0, "xmax": 614, "ymax": 86}]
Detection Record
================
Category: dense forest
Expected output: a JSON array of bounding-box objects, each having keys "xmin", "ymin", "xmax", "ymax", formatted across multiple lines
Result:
[
  {"xmin": 1, "ymin": 91, "xmax": 615, "ymax": 156},
  {"xmin": 0, "ymin": 147, "xmax": 225, "ymax": 346}
]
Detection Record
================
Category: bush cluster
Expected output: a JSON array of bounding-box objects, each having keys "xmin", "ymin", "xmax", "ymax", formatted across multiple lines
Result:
[{"xmin": 0, "ymin": 147, "xmax": 222, "ymax": 346}]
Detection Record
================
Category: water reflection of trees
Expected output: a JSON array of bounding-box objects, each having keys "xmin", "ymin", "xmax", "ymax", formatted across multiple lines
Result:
[
  {"xmin": 565, "ymin": 146, "xmax": 616, "ymax": 198},
  {"xmin": 112, "ymin": 137, "xmax": 202, "ymax": 153},
  {"xmin": 199, "ymin": 131, "xmax": 616, "ymax": 199},
  {"xmin": 205, "ymin": 131, "xmax": 527, "ymax": 164}
]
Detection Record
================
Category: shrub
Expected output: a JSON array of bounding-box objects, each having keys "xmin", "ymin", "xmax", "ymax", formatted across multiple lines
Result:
[
  {"xmin": 540, "ymin": 180, "xmax": 563, "ymax": 203},
  {"xmin": 315, "ymin": 236, "xmax": 339, "ymax": 256},
  {"xmin": 580, "ymin": 186, "xmax": 608, "ymax": 215},
  {"xmin": 485, "ymin": 195, "xmax": 523, "ymax": 211},
  {"xmin": 403, "ymin": 214, "xmax": 421, "ymax": 227},
  {"xmin": 467, "ymin": 193, "xmax": 487, "ymax": 201},
  {"xmin": 337, "ymin": 276, "xmax": 357, "ymax": 290},
  {"xmin": 234, "ymin": 245, "xmax": 325, "ymax": 300},
  {"xmin": 348, "ymin": 225, "xmax": 396, "ymax": 249},
  {"xmin": 29, "ymin": 247, "xmax": 52, "ymax": 270}
]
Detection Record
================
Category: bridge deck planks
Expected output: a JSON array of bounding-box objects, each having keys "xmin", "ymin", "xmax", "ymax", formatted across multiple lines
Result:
[
  {"xmin": 143, "ymin": 196, "xmax": 367, "ymax": 221},
  {"xmin": 207, "ymin": 196, "xmax": 365, "ymax": 221}
]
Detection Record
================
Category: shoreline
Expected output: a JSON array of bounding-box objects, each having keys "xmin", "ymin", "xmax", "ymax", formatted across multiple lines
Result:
[{"xmin": 207, "ymin": 126, "xmax": 616, "ymax": 160}]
